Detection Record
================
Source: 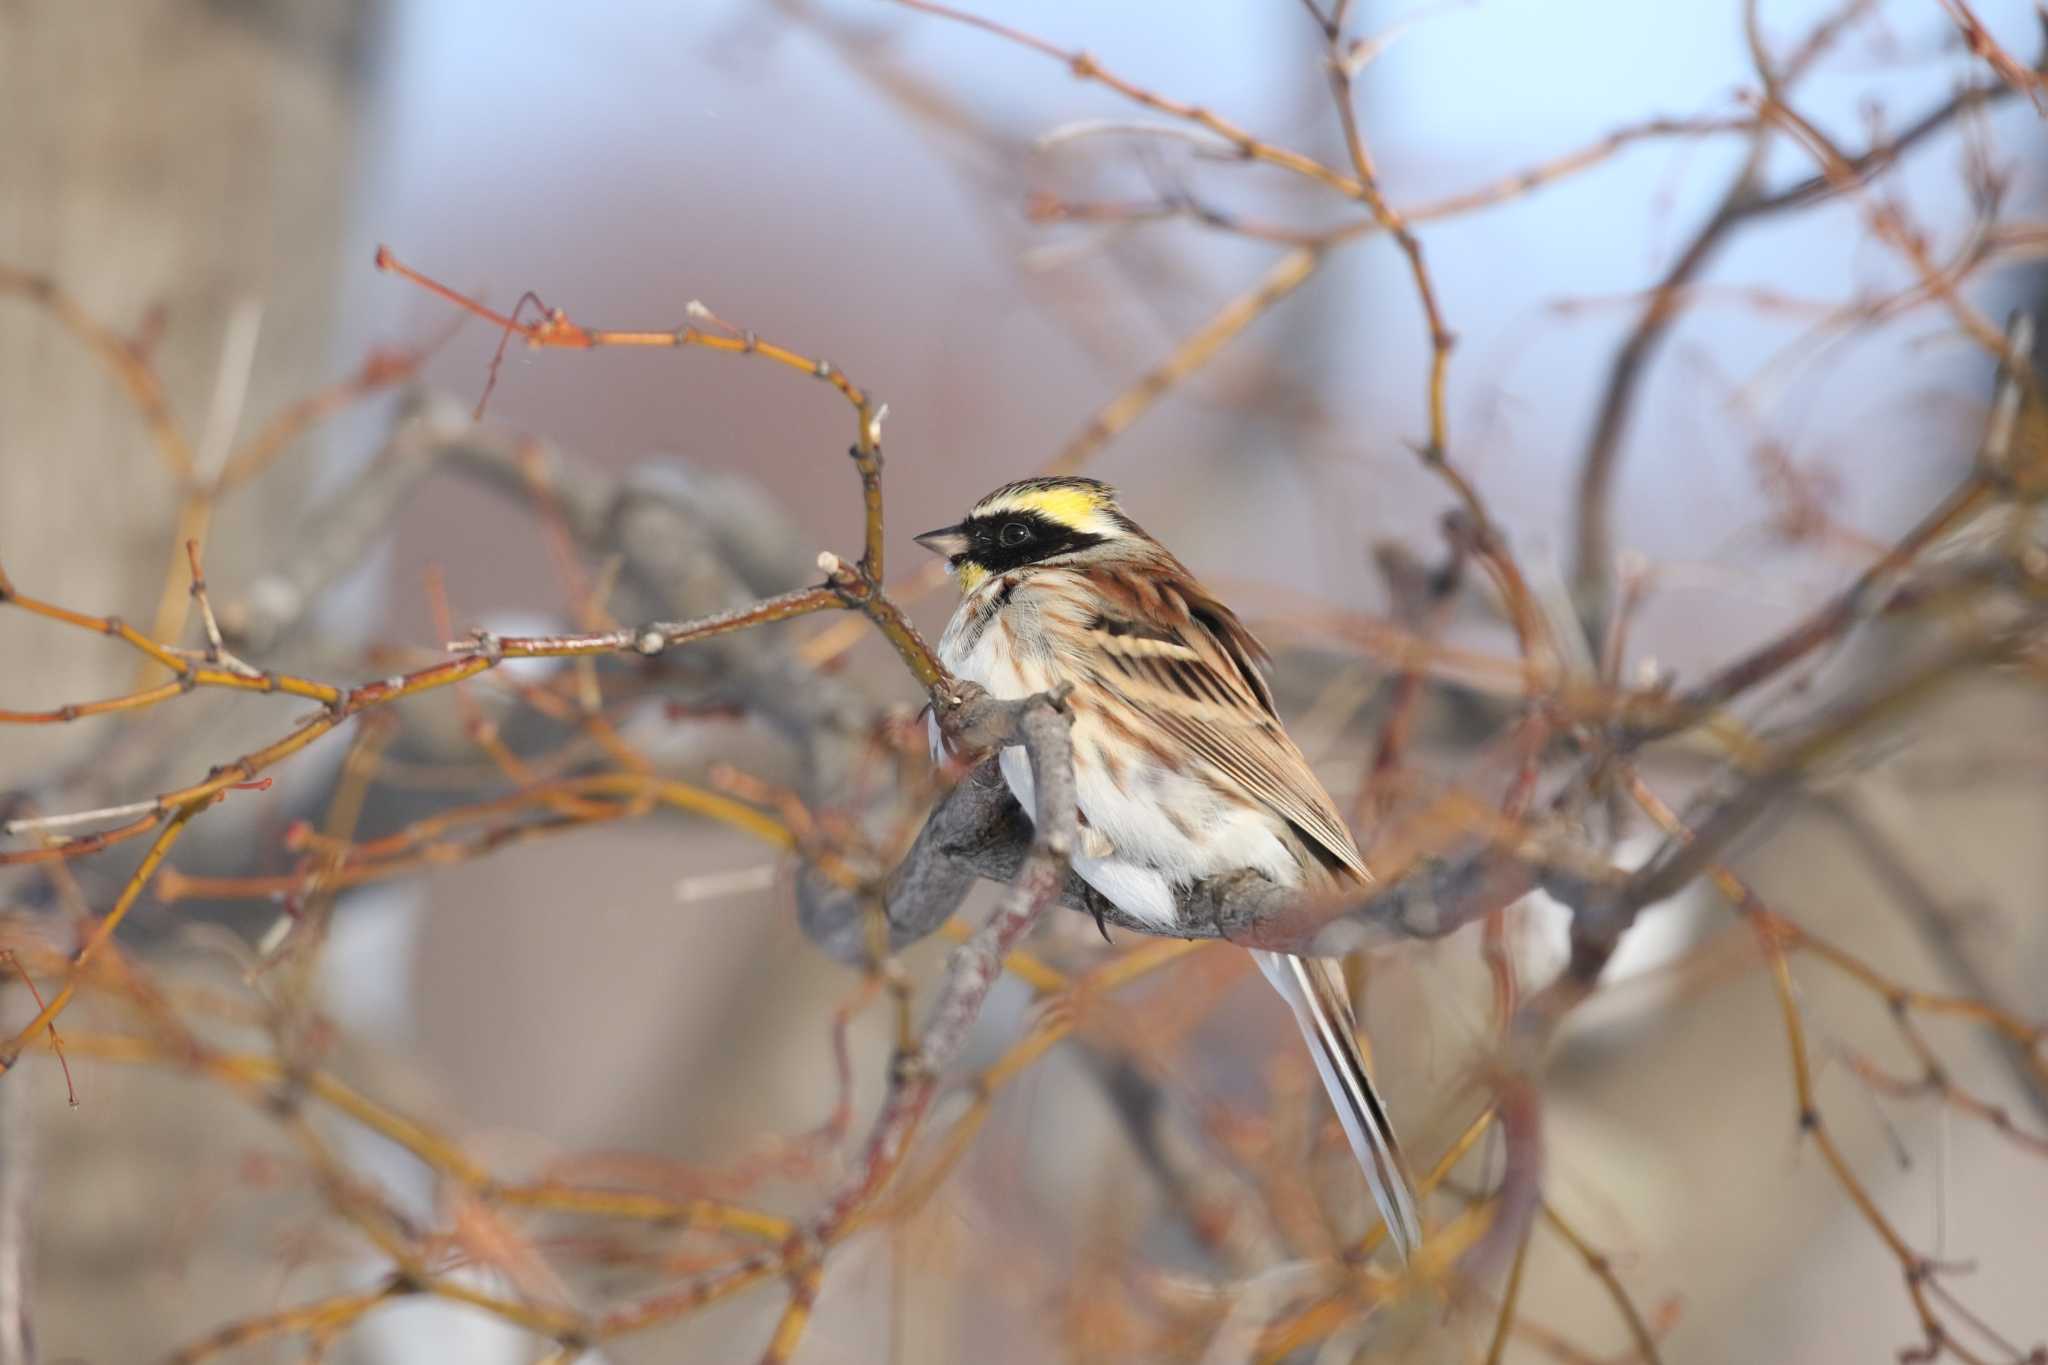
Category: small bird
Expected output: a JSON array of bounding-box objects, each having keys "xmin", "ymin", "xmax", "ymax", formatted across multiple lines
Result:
[{"xmin": 917, "ymin": 475, "xmax": 1422, "ymax": 1260}]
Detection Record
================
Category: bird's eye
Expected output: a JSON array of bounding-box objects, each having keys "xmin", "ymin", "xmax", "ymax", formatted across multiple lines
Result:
[{"xmin": 999, "ymin": 521, "xmax": 1032, "ymax": 547}]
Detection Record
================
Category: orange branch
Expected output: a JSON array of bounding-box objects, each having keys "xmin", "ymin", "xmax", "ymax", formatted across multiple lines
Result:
[{"xmin": 0, "ymin": 799, "xmax": 206, "ymax": 1067}]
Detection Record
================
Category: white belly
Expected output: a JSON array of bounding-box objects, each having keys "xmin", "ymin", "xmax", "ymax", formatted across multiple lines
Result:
[{"xmin": 937, "ymin": 578, "xmax": 1301, "ymax": 930}]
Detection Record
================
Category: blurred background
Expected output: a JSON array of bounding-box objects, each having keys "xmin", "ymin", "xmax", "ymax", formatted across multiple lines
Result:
[{"xmin": 2, "ymin": 1, "xmax": 2046, "ymax": 1361}]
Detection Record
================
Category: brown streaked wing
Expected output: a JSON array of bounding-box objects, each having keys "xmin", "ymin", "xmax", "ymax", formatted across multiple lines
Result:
[{"xmin": 1076, "ymin": 565, "xmax": 1369, "ymax": 880}]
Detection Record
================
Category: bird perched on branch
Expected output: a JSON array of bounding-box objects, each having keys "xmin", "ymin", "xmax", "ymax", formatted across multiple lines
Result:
[{"xmin": 918, "ymin": 475, "xmax": 1422, "ymax": 1260}]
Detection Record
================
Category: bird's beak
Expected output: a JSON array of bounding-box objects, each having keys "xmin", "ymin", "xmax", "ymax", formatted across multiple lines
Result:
[{"xmin": 914, "ymin": 524, "xmax": 971, "ymax": 559}]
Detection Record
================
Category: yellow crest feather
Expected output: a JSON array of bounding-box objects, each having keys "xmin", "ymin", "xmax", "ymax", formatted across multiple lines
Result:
[{"xmin": 975, "ymin": 483, "xmax": 1113, "ymax": 533}]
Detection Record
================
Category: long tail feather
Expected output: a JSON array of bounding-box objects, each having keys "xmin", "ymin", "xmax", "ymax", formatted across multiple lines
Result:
[{"xmin": 1253, "ymin": 948, "xmax": 1422, "ymax": 1261}]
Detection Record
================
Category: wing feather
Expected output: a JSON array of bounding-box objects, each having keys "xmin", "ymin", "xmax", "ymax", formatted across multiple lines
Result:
[{"xmin": 1071, "ymin": 568, "xmax": 1369, "ymax": 880}]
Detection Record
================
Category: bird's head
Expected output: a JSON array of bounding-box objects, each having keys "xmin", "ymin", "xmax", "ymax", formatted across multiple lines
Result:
[{"xmin": 915, "ymin": 476, "xmax": 1140, "ymax": 592}]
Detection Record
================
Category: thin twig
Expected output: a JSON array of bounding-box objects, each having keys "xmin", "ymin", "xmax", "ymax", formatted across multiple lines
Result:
[{"xmin": 1570, "ymin": 63, "xmax": 2026, "ymax": 642}]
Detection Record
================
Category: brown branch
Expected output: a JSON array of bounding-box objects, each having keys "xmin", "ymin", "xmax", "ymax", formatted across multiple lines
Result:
[
  {"xmin": 1534, "ymin": 1199, "xmax": 1667, "ymax": 1365},
  {"xmin": 213, "ymin": 344, "xmax": 429, "ymax": 495},
  {"xmin": 883, "ymin": 0, "xmax": 1363, "ymax": 198},
  {"xmin": 588, "ymin": 687, "xmax": 1078, "ymax": 1353},
  {"xmin": 0, "ymin": 955, "xmax": 70, "ymax": 1107},
  {"xmin": 1937, "ymin": 0, "xmax": 2048, "ymax": 110},
  {"xmin": 1309, "ymin": 0, "xmax": 1455, "ymax": 459},
  {"xmin": 1484, "ymin": 1215, "xmax": 1535, "ymax": 1365},
  {"xmin": 1406, "ymin": 115, "xmax": 1755, "ymax": 224},
  {"xmin": 1, "ymin": 567, "xmax": 871, "ymax": 873},
  {"xmin": 1046, "ymin": 244, "xmax": 1329, "ymax": 476},
  {"xmin": 154, "ymin": 770, "xmax": 801, "ymax": 906},
  {"xmin": 1618, "ymin": 309, "xmax": 2035, "ymax": 747},
  {"xmin": 1569, "ymin": 65, "xmax": 2028, "ymax": 642},
  {"xmin": 2, "ymin": 272, "xmax": 1117, "ymax": 1357},
  {"xmin": 51, "ymin": 1028, "xmax": 799, "ymax": 1248},
  {"xmin": 1625, "ymin": 774, "xmax": 2043, "ymax": 1363},
  {"xmin": 374, "ymin": 247, "xmax": 886, "ymax": 459},
  {"xmin": 164, "ymin": 1284, "xmax": 407, "ymax": 1365},
  {"xmin": 1569, "ymin": 625, "xmax": 2037, "ymax": 983},
  {"xmin": 1810, "ymin": 789, "xmax": 2048, "ymax": 1125},
  {"xmin": 6, "ymin": 16, "xmax": 2042, "ymax": 1355},
  {"xmin": 0, "ymin": 264, "xmax": 197, "ymax": 479},
  {"xmin": 0, "ymin": 800, "xmax": 210, "ymax": 1066},
  {"xmin": 1354, "ymin": 537, "xmax": 1467, "ymax": 833}
]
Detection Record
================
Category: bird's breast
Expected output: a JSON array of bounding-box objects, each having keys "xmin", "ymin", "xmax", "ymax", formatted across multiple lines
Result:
[
  {"xmin": 936, "ymin": 577, "xmax": 1305, "ymax": 903},
  {"xmin": 937, "ymin": 578, "xmax": 1064, "ymax": 700}
]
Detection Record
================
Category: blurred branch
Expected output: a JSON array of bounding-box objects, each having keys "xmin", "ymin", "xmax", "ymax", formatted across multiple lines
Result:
[
  {"xmin": 1627, "ymin": 772, "xmax": 2045, "ymax": 1364},
  {"xmin": 0, "ymin": 264, "xmax": 197, "ymax": 479},
  {"xmin": 3, "ymin": 7, "xmax": 2046, "ymax": 1359},
  {"xmin": 883, "ymin": 0, "xmax": 1365, "ymax": 198},
  {"xmin": 588, "ymin": 688, "xmax": 1078, "ymax": 1357},
  {"xmin": 1625, "ymin": 311, "xmax": 2037, "ymax": 744},
  {"xmin": 1569, "ymin": 39, "xmax": 2036, "ymax": 643},
  {"xmin": 1936, "ymin": 0, "xmax": 2048, "ymax": 110},
  {"xmin": 4, "ymin": 245, "xmax": 1099, "ymax": 1357},
  {"xmin": 1813, "ymin": 787, "xmax": 2048, "ymax": 1126},
  {"xmin": 1305, "ymin": 0, "xmax": 1456, "ymax": 460},
  {"xmin": 0, "ymin": 1049, "xmax": 30, "ymax": 1365}
]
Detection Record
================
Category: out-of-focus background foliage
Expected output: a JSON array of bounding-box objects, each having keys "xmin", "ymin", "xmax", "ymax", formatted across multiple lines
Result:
[{"xmin": 2, "ymin": 1, "xmax": 2046, "ymax": 1361}]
